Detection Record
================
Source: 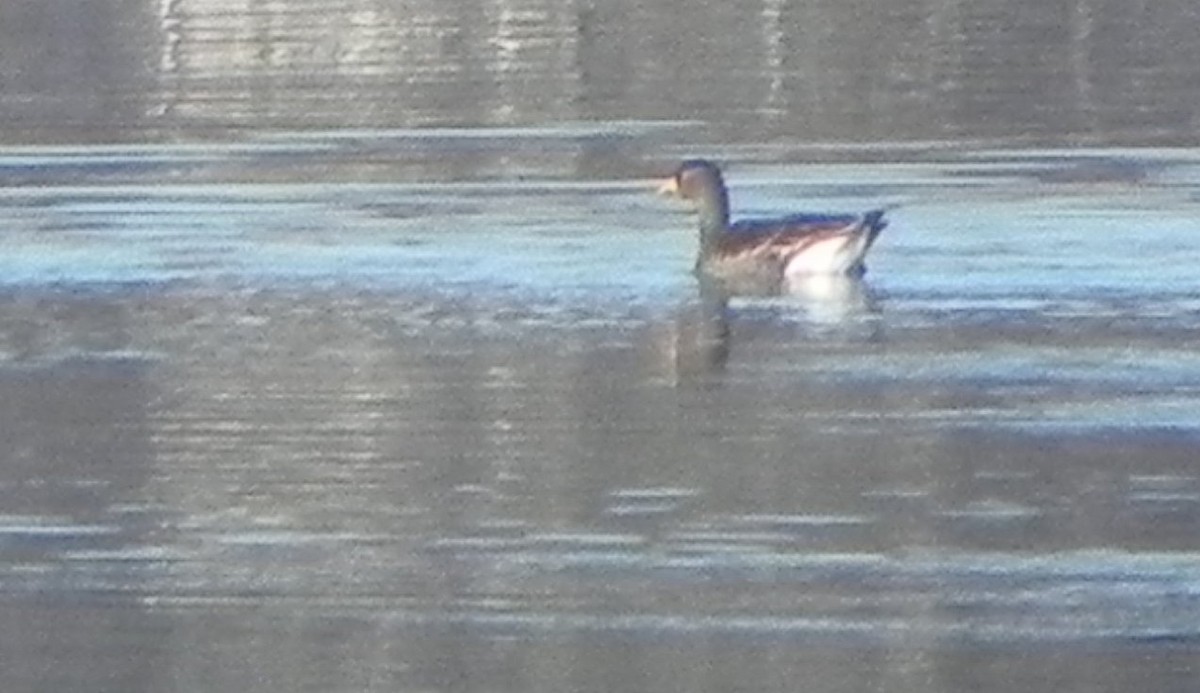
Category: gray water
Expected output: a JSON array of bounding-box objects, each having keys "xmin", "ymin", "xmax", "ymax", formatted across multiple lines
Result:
[{"xmin": 4, "ymin": 2, "xmax": 1200, "ymax": 693}]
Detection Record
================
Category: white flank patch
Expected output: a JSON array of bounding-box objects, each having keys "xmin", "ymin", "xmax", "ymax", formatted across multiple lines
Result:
[{"xmin": 783, "ymin": 232, "xmax": 866, "ymax": 276}]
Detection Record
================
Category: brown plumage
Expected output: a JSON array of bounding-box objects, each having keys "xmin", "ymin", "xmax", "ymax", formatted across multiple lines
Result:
[{"xmin": 660, "ymin": 160, "xmax": 888, "ymax": 284}]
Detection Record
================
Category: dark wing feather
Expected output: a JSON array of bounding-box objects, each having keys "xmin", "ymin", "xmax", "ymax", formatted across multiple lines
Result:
[
  {"xmin": 718, "ymin": 216, "xmax": 862, "ymax": 262},
  {"xmin": 727, "ymin": 213, "xmax": 859, "ymax": 236}
]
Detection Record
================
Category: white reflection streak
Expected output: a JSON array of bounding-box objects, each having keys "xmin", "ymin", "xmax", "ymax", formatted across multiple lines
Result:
[
  {"xmin": 484, "ymin": 0, "xmax": 581, "ymax": 123},
  {"xmin": 1070, "ymin": 0, "xmax": 1098, "ymax": 132},
  {"xmin": 762, "ymin": 0, "xmax": 786, "ymax": 119},
  {"xmin": 487, "ymin": 0, "xmax": 522, "ymax": 121},
  {"xmin": 154, "ymin": 0, "xmax": 183, "ymax": 118}
]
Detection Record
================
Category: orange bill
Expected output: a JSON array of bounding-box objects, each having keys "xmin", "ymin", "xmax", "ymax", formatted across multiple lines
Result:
[{"xmin": 656, "ymin": 176, "xmax": 679, "ymax": 196}]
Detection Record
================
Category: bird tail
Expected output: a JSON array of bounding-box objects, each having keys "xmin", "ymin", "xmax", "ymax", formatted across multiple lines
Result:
[{"xmin": 861, "ymin": 208, "xmax": 890, "ymax": 250}]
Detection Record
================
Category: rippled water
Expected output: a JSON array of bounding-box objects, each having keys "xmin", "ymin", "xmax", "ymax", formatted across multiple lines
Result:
[
  {"xmin": 5, "ymin": 0, "xmax": 1200, "ymax": 143},
  {"xmin": 5, "ymin": 2, "xmax": 1200, "ymax": 692},
  {"xmin": 4, "ymin": 132, "xmax": 1200, "ymax": 692}
]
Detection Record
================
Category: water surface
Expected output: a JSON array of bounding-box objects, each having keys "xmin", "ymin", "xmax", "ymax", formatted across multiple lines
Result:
[
  {"xmin": 4, "ymin": 134, "xmax": 1200, "ymax": 692},
  {"xmin": 4, "ymin": 2, "xmax": 1200, "ymax": 691}
]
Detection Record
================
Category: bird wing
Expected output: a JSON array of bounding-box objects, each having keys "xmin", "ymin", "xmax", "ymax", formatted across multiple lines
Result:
[{"xmin": 719, "ymin": 216, "xmax": 863, "ymax": 263}]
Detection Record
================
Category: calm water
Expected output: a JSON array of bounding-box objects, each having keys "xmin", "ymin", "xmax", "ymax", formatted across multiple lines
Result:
[{"xmin": 4, "ymin": 3, "xmax": 1200, "ymax": 693}]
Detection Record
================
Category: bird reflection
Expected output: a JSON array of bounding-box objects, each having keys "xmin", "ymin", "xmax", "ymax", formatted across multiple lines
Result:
[
  {"xmin": 657, "ymin": 277, "xmax": 731, "ymax": 383},
  {"xmin": 657, "ymin": 274, "xmax": 879, "ymax": 384},
  {"xmin": 782, "ymin": 273, "xmax": 878, "ymax": 324}
]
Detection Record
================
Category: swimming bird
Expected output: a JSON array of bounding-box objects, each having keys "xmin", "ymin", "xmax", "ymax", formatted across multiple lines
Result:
[{"xmin": 659, "ymin": 160, "xmax": 888, "ymax": 284}]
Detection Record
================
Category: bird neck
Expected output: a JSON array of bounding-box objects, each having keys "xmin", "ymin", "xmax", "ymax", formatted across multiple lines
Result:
[{"xmin": 694, "ymin": 182, "xmax": 730, "ymax": 255}]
